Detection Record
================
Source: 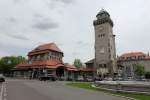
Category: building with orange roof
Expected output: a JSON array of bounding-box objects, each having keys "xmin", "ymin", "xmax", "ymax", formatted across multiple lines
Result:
[
  {"xmin": 118, "ymin": 52, "xmax": 150, "ymax": 79},
  {"xmin": 14, "ymin": 43, "xmax": 78, "ymax": 80}
]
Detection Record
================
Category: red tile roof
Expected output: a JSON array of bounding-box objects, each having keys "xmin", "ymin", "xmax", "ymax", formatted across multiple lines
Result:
[
  {"xmin": 118, "ymin": 52, "xmax": 150, "ymax": 61},
  {"xmin": 65, "ymin": 64, "xmax": 78, "ymax": 71},
  {"xmin": 28, "ymin": 50, "xmax": 49, "ymax": 56},
  {"xmin": 16, "ymin": 61, "xmax": 79, "ymax": 71},
  {"xmin": 145, "ymin": 56, "xmax": 150, "ymax": 60},
  {"xmin": 79, "ymin": 67, "xmax": 96, "ymax": 72},
  {"xmin": 17, "ymin": 60, "xmax": 95, "ymax": 72},
  {"xmin": 28, "ymin": 43, "xmax": 63, "ymax": 56},
  {"xmin": 120, "ymin": 52, "xmax": 144, "ymax": 57},
  {"xmin": 16, "ymin": 60, "xmax": 64, "ymax": 69}
]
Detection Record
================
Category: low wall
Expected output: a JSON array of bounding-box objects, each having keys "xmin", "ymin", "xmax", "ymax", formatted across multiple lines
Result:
[{"xmin": 95, "ymin": 81, "xmax": 150, "ymax": 95}]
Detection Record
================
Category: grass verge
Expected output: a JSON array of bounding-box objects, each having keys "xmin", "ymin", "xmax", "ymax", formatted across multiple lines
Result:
[{"xmin": 66, "ymin": 82, "xmax": 150, "ymax": 100}]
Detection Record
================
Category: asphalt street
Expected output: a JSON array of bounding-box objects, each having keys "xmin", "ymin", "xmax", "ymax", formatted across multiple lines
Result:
[{"xmin": 0, "ymin": 79, "xmax": 127, "ymax": 100}]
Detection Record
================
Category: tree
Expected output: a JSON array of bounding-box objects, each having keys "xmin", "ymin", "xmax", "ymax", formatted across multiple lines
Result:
[
  {"xmin": 74, "ymin": 59, "xmax": 83, "ymax": 69},
  {"xmin": 0, "ymin": 56, "xmax": 26, "ymax": 75},
  {"xmin": 134, "ymin": 64, "xmax": 145, "ymax": 79}
]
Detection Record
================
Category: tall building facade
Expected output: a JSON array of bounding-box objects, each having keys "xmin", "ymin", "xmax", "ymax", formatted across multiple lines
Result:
[{"xmin": 93, "ymin": 9, "xmax": 117, "ymax": 77}]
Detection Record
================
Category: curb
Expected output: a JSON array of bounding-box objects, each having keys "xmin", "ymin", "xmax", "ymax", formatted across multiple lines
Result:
[
  {"xmin": 91, "ymin": 84, "xmax": 138, "ymax": 100},
  {"xmin": 0, "ymin": 82, "xmax": 4, "ymax": 100}
]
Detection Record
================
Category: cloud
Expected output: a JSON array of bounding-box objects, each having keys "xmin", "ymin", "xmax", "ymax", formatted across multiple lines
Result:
[
  {"xmin": 56, "ymin": 0, "xmax": 73, "ymax": 4},
  {"xmin": 43, "ymin": 0, "xmax": 75, "ymax": 10},
  {"xmin": 76, "ymin": 41, "xmax": 83, "ymax": 44},
  {"xmin": 32, "ymin": 13, "xmax": 59, "ymax": 30},
  {"xmin": 47, "ymin": 0, "xmax": 74, "ymax": 5},
  {"xmin": 13, "ymin": 0, "xmax": 30, "ymax": 4},
  {"xmin": 0, "ymin": 42, "xmax": 29, "ymax": 57},
  {"xmin": 76, "ymin": 41, "xmax": 89, "ymax": 48},
  {"xmin": 72, "ymin": 52, "xmax": 80, "ymax": 56},
  {"xmin": 13, "ymin": 0, "xmax": 73, "ymax": 4},
  {"xmin": 6, "ymin": 34, "xmax": 29, "ymax": 40},
  {"xmin": 32, "ymin": 21, "xmax": 59, "ymax": 30},
  {"xmin": 7, "ymin": 17, "xmax": 17, "ymax": 23}
]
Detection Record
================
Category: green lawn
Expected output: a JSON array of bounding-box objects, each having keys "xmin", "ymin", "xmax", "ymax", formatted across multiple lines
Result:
[{"xmin": 66, "ymin": 82, "xmax": 150, "ymax": 100}]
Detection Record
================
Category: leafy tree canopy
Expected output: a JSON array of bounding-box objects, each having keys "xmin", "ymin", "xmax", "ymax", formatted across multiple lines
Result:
[
  {"xmin": 73, "ymin": 59, "xmax": 83, "ymax": 69},
  {"xmin": 134, "ymin": 64, "xmax": 145, "ymax": 77},
  {"xmin": 0, "ymin": 56, "xmax": 26, "ymax": 73}
]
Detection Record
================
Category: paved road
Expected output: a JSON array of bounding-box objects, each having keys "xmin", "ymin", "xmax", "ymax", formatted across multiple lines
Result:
[{"xmin": 1, "ymin": 79, "xmax": 127, "ymax": 100}]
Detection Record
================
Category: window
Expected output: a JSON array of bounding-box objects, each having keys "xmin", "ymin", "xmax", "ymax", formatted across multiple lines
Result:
[
  {"xmin": 99, "ymin": 64, "xmax": 107, "ymax": 68},
  {"xmin": 104, "ymin": 64, "xmax": 107, "ymax": 68},
  {"xmin": 131, "ymin": 56, "xmax": 136, "ymax": 60},
  {"xmin": 102, "ymin": 34, "xmax": 105, "ymax": 37},
  {"xmin": 127, "ymin": 57, "xmax": 132, "ymax": 60},
  {"xmin": 121, "ymin": 57, "xmax": 125, "ymax": 60},
  {"xmin": 138, "ymin": 56, "xmax": 145, "ymax": 60},
  {"xmin": 99, "ymin": 64, "xmax": 102, "ymax": 67},
  {"xmin": 108, "ymin": 48, "xmax": 111, "ymax": 53},
  {"xmin": 37, "ymin": 55, "xmax": 40, "ymax": 60},
  {"xmin": 109, "ymin": 54, "xmax": 111, "ymax": 59},
  {"xmin": 100, "ymin": 47, "xmax": 105, "ymax": 53},
  {"xmin": 98, "ymin": 34, "xmax": 105, "ymax": 38},
  {"xmin": 108, "ymin": 42, "xmax": 110, "ymax": 47}
]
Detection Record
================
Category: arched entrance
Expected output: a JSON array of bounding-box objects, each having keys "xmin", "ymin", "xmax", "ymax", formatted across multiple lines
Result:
[{"xmin": 56, "ymin": 66, "xmax": 64, "ymax": 80}]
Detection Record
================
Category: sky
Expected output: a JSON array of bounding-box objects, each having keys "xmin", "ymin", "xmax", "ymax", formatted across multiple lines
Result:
[{"xmin": 0, "ymin": 0, "xmax": 150, "ymax": 63}]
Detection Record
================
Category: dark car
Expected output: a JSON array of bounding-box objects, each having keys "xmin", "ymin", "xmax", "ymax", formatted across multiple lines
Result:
[
  {"xmin": 85, "ymin": 76, "xmax": 94, "ymax": 82},
  {"xmin": 39, "ymin": 74, "xmax": 57, "ymax": 81},
  {"xmin": 94, "ymin": 76, "xmax": 102, "ymax": 81},
  {"xmin": 0, "ymin": 74, "xmax": 5, "ymax": 82}
]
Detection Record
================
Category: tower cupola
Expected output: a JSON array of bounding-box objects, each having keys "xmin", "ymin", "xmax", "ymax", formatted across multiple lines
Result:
[
  {"xmin": 96, "ymin": 9, "xmax": 110, "ymax": 19},
  {"xmin": 93, "ymin": 9, "xmax": 113, "ymax": 27}
]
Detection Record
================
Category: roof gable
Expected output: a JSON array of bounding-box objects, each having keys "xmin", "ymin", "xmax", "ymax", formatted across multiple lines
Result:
[
  {"xmin": 85, "ymin": 59, "xmax": 94, "ymax": 64},
  {"xmin": 28, "ymin": 43, "xmax": 63, "ymax": 55}
]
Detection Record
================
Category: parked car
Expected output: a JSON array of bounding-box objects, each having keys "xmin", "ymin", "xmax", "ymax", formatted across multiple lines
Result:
[
  {"xmin": 85, "ymin": 76, "xmax": 94, "ymax": 82},
  {"xmin": 117, "ymin": 77, "xmax": 123, "ymax": 81},
  {"xmin": 0, "ymin": 74, "xmax": 5, "ymax": 82},
  {"xmin": 67, "ymin": 77, "xmax": 73, "ymax": 81},
  {"xmin": 104, "ymin": 77, "xmax": 113, "ymax": 81},
  {"xmin": 39, "ymin": 74, "xmax": 57, "ymax": 81},
  {"xmin": 59, "ymin": 76, "xmax": 65, "ymax": 81},
  {"xmin": 76, "ymin": 76, "xmax": 84, "ymax": 81},
  {"xmin": 94, "ymin": 76, "xmax": 102, "ymax": 81}
]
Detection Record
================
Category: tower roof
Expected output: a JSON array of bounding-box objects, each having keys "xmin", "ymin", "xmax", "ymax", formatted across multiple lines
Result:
[
  {"xmin": 94, "ymin": 9, "xmax": 113, "ymax": 26},
  {"xmin": 96, "ymin": 9, "xmax": 110, "ymax": 17}
]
